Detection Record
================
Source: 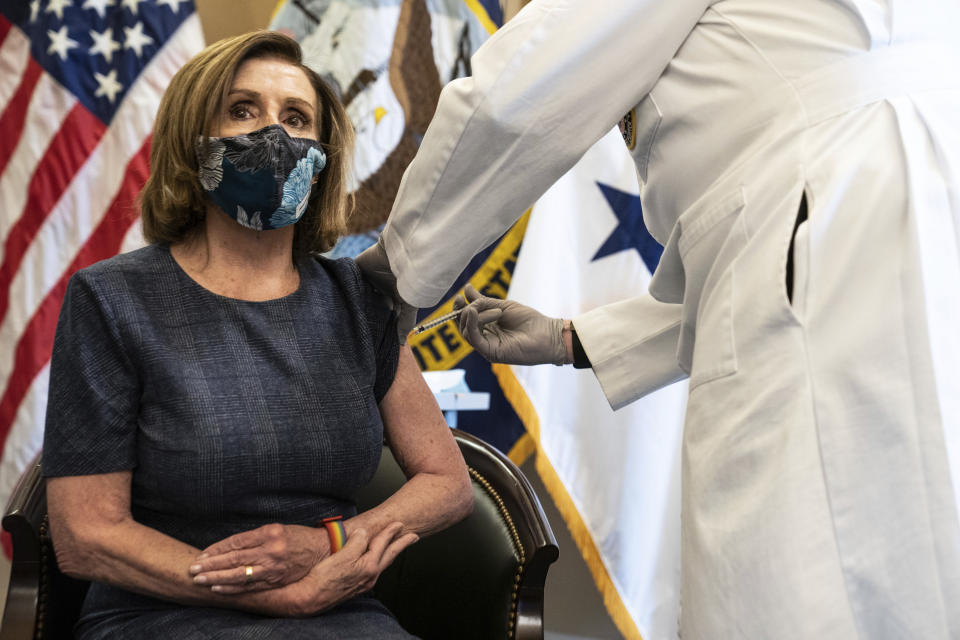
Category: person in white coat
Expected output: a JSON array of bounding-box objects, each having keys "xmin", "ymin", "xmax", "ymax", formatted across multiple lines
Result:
[{"xmin": 356, "ymin": 0, "xmax": 960, "ymax": 636}]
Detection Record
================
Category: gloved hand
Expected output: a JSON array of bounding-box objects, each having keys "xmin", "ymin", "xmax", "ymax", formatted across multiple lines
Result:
[
  {"xmin": 355, "ymin": 236, "xmax": 418, "ymax": 344},
  {"xmin": 454, "ymin": 284, "xmax": 571, "ymax": 366}
]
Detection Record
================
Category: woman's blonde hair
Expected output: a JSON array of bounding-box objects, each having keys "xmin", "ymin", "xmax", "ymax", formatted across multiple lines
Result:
[{"xmin": 140, "ymin": 31, "xmax": 353, "ymax": 255}]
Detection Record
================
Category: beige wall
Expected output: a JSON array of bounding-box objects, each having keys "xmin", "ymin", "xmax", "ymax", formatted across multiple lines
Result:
[
  {"xmin": 503, "ymin": 0, "xmax": 529, "ymax": 20},
  {"xmin": 195, "ymin": 0, "xmax": 278, "ymax": 44}
]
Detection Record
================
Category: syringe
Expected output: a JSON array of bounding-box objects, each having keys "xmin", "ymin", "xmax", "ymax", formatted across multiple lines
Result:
[{"xmin": 412, "ymin": 308, "xmax": 464, "ymax": 334}]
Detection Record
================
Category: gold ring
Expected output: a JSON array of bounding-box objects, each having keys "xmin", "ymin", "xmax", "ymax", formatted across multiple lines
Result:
[{"xmin": 244, "ymin": 566, "xmax": 253, "ymax": 583}]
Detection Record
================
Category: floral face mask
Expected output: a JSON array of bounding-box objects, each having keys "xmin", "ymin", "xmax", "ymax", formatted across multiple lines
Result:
[{"xmin": 197, "ymin": 124, "xmax": 327, "ymax": 231}]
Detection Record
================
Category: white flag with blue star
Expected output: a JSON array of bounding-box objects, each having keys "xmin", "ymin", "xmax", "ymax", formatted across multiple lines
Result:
[{"xmin": 504, "ymin": 128, "xmax": 688, "ymax": 640}]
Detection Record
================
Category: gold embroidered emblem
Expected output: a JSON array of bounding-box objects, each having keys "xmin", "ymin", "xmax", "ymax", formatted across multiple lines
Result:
[{"xmin": 619, "ymin": 108, "xmax": 637, "ymax": 151}]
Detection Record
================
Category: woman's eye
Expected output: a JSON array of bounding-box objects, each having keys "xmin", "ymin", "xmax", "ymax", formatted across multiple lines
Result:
[
  {"xmin": 230, "ymin": 104, "xmax": 253, "ymax": 119},
  {"xmin": 286, "ymin": 113, "xmax": 310, "ymax": 128}
]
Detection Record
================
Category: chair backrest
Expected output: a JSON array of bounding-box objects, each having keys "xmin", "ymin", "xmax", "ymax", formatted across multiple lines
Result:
[
  {"xmin": 357, "ymin": 429, "xmax": 559, "ymax": 640},
  {"xmin": 1, "ymin": 430, "xmax": 558, "ymax": 640}
]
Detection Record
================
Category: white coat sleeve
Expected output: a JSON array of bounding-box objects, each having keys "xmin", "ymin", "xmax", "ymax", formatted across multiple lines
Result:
[
  {"xmin": 574, "ymin": 295, "xmax": 686, "ymax": 410},
  {"xmin": 381, "ymin": 0, "xmax": 711, "ymax": 307}
]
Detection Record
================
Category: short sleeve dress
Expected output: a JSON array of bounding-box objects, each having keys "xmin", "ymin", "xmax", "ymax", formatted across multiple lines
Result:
[{"xmin": 42, "ymin": 244, "xmax": 416, "ymax": 640}]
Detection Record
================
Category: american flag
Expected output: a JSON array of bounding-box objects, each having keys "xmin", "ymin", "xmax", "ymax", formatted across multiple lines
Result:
[{"xmin": 0, "ymin": 0, "xmax": 203, "ymax": 543}]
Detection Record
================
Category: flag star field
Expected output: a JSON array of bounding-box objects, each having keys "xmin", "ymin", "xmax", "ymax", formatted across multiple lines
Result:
[{"xmin": 10, "ymin": 0, "xmax": 190, "ymax": 124}]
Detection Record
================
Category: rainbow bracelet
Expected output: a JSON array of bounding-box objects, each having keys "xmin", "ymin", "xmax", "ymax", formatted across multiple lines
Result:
[{"xmin": 322, "ymin": 515, "xmax": 347, "ymax": 553}]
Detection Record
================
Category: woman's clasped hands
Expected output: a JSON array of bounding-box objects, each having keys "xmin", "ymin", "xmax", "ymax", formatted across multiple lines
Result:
[{"xmin": 188, "ymin": 522, "xmax": 418, "ymax": 616}]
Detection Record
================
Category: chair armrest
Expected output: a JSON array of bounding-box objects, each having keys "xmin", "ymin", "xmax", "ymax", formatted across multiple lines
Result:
[
  {"xmin": 1, "ymin": 453, "xmax": 44, "ymax": 640},
  {"xmin": 453, "ymin": 430, "xmax": 559, "ymax": 640},
  {"xmin": 356, "ymin": 430, "xmax": 559, "ymax": 640}
]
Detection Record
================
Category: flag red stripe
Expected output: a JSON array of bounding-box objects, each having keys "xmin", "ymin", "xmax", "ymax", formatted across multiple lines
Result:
[
  {"xmin": 0, "ymin": 58, "xmax": 43, "ymax": 178},
  {"xmin": 0, "ymin": 104, "xmax": 106, "ymax": 326},
  {"xmin": 0, "ymin": 137, "xmax": 151, "ymax": 453},
  {"xmin": 0, "ymin": 13, "xmax": 12, "ymax": 51}
]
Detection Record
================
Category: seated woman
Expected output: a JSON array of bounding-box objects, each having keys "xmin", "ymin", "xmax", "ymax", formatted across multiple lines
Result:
[{"xmin": 42, "ymin": 31, "xmax": 473, "ymax": 639}]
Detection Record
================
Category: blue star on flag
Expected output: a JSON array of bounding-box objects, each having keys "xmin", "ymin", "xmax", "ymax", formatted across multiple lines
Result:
[{"xmin": 591, "ymin": 182, "xmax": 663, "ymax": 273}]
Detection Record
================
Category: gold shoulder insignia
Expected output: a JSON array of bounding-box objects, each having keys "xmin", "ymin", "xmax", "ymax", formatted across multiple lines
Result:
[{"xmin": 619, "ymin": 108, "xmax": 637, "ymax": 151}]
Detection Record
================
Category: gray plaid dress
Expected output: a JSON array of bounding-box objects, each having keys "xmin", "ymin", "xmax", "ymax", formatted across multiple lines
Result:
[{"xmin": 42, "ymin": 244, "xmax": 415, "ymax": 639}]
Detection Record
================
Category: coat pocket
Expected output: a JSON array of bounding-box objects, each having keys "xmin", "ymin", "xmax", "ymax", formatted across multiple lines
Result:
[
  {"xmin": 676, "ymin": 189, "xmax": 748, "ymax": 391},
  {"xmin": 688, "ymin": 265, "xmax": 737, "ymax": 391}
]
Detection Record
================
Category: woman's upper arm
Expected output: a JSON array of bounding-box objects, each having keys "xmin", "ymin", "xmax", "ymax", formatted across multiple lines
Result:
[
  {"xmin": 46, "ymin": 472, "xmax": 133, "ymax": 573},
  {"xmin": 48, "ymin": 472, "xmax": 132, "ymax": 532},
  {"xmin": 378, "ymin": 346, "xmax": 466, "ymax": 479}
]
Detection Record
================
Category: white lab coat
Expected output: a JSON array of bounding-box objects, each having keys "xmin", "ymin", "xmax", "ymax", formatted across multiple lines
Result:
[{"xmin": 380, "ymin": 0, "xmax": 960, "ymax": 636}]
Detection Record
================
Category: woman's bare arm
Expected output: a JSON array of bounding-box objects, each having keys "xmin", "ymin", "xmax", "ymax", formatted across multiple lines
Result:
[
  {"xmin": 47, "ymin": 471, "xmax": 414, "ymax": 616},
  {"xmin": 48, "ymin": 472, "xmax": 300, "ymax": 614},
  {"xmin": 346, "ymin": 345, "xmax": 474, "ymax": 538}
]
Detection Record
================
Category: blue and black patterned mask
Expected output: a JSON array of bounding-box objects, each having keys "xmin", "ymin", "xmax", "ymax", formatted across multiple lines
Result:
[{"xmin": 197, "ymin": 124, "xmax": 327, "ymax": 231}]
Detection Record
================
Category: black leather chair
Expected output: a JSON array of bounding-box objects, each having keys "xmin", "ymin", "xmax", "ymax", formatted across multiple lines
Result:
[{"xmin": 1, "ymin": 429, "xmax": 559, "ymax": 639}]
